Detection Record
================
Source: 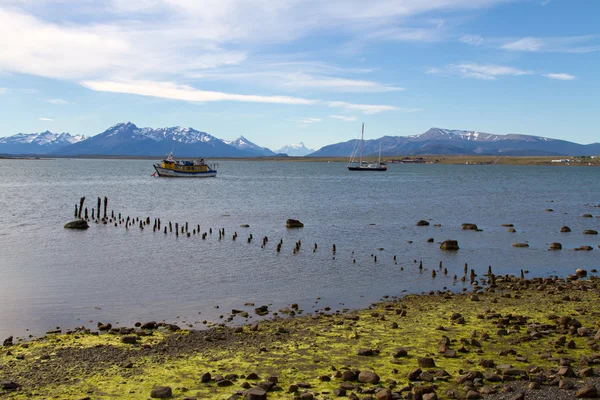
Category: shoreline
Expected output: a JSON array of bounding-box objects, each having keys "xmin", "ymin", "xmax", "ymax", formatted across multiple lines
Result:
[
  {"xmin": 1, "ymin": 154, "xmax": 599, "ymax": 166},
  {"xmin": 2, "ymin": 271, "xmax": 599, "ymax": 399}
]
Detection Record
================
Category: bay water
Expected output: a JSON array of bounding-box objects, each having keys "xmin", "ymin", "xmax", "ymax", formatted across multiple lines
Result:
[{"xmin": 0, "ymin": 159, "xmax": 598, "ymax": 339}]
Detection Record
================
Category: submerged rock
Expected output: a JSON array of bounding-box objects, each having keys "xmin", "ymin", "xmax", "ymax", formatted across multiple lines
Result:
[{"xmin": 64, "ymin": 220, "xmax": 89, "ymax": 230}]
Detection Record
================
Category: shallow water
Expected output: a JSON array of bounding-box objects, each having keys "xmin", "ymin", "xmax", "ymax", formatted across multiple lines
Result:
[{"xmin": 0, "ymin": 159, "xmax": 598, "ymax": 338}]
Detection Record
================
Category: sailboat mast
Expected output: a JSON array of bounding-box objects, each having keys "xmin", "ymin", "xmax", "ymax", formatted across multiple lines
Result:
[{"xmin": 360, "ymin": 123, "xmax": 364, "ymax": 164}]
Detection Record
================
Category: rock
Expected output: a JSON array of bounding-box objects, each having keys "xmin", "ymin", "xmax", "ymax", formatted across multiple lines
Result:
[
  {"xmin": 549, "ymin": 242, "xmax": 562, "ymax": 250},
  {"xmin": 426, "ymin": 238, "xmax": 434, "ymax": 243},
  {"xmin": 393, "ymin": 348, "xmax": 408, "ymax": 358},
  {"xmin": 333, "ymin": 388, "xmax": 346, "ymax": 397},
  {"xmin": 560, "ymin": 226, "xmax": 572, "ymax": 232},
  {"xmin": 576, "ymin": 385, "xmax": 598, "ymax": 398},
  {"xmin": 576, "ymin": 269, "xmax": 588, "ymax": 278},
  {"xmin": 509, "ymin": 393, "xmax": 525, "ymax": 400},
  {"xmin": 583, "ymin": 214, "xmax": 594, "ymax": 218},
  {"xmin": 1, "ymin": 381, "xmax": 20, "ymax": 390},
  {"xmin": 240, "ymin": 224, "xmax": 250, "ymax": 228},
  {"xmin": 299, "ymin": 393, "xmax": 314, "ymax": 400},
  {"xmin": 141, "ymin": 321, "xmax": 157, "ymax": 330},
  {"xmin": 440, "ymin": 240, "xmax": 459, "ymax": 251},
  {"xmin": 466, "ymin": 391, "xmax": 481, "ymax": 399},
  {"xmin": 285, "ymin": 219, "xmax": 304, "ymax": 228},
  {"xmin": 244, "ymin": 387, "xmax": 267, "ymax": 400},
  {"xmin": 422, "ymin": 393, "xmax": 438, "ymax": 400},
  {"xmin": 512, "ymin": 243, "xmax": 529, "ymax": 248},
  {"xmin": 584, "ymin": 230, "xmax": 598, "ymax": 235},
  {"xmin": 3, "ymin": 336, "xmax": 13, "ymax": 346},
  {"xmin": 120, "ymin": 335, "xmax": 138, "ymax": 344},
  {"xmin": 418, "ymin": 357, "xmax": 436, "ymax": 368},
  {"xmin": 419, "ymin": 372, "xmax": 434, "ymax": 382},
  {"xmin": 408, "ymin": 368, "xmax": 422, "ymax": 381},
  {"xmin": 358, "ymin": 371, "xmax": 380, "ymax": 384},
  {"xmin": 150, "ymin": 386, "xmax": 173, "ymax": 398},
  {"xmin": 357, "ymin": 348, "xmax": 374, "ymax": 356},
  {"xmin": 246, "ymin": 373, "xmax": 259, "ymax": 380},
  {"xmin": 376, "ymin": 388, "xmax": 392, "ymax": 400},
  {"xmin": 200, "ymin": 372, "xmax": 211, "ymax": 383},
  {"xmin": 416, "ymin": 220, "xmax": 430, "ymax": 226},
  {"xmin": 462, "ymin": 223, "xmax": 478, "ymax": 230},
  {"xmin": 558, "ymin": 366, "xmax": 576, "ymax": 377},
  {"xmin": 217, "ymin": 379, "xmax": 234, "ymax": 387},
  {"xmin": 254, "ymin": 306, "xmax": 269, "ymax": 316},
  {"xmin": 342, "ymin": 370, "xmax": 357, "ymax": 381},
  {"xmin": 64, "ymin": 219, "xmax": 89, "ymax": 230}
]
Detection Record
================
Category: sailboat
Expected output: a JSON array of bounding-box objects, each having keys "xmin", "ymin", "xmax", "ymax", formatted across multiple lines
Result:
[{"xmin": 347, "ymin": 123, "xmax": 387, "ymax": 171}]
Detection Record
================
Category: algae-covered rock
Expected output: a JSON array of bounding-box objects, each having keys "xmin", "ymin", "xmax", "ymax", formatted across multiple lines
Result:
[
  {"xmin": 584, "ymin": 229, "xmax": 598, "ymax": 235},
  {"xmin": 64, "ymin": 219, "xmax": 89, "ymax": 230},
  {"xmin": 417, "ymin": 357, "xmax": 436, "ymax": 368},
  {"xmin": 440, "ymin": 240, "xmax": 459, "ymax": 251},
  {"xmin": 285, "ymin": 219, "xmax": 304, "ymax": 228}
]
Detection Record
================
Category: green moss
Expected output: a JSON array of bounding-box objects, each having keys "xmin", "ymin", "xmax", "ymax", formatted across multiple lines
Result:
[{"xmin": 2, "ymin": 278, "xmax": 598, "ymax": 399}]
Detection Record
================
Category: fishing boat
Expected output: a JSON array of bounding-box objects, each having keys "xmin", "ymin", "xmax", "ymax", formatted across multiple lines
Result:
[
  {"xmin": 347, "ymin": 123, "xmax": 387, "ymax": 171},
  {"xmin": 153, "ymin": 152, "xmax": 217, "ymax": 178}
]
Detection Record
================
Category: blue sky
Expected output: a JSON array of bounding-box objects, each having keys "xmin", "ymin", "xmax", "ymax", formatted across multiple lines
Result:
[{"xmin": 0, "ymin": 0, "xmax": 598, "ymax": 150}]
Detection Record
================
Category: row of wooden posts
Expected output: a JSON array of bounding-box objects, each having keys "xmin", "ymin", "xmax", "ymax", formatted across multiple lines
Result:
[{"xmin": 73, "ymin": 196, "xmax": 495, "ymax": 284}]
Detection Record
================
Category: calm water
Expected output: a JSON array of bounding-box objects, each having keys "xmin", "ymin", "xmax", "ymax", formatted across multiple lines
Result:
[{"xmin": 0, "ymin": 159, "xmax": 598, "ymax": 339}]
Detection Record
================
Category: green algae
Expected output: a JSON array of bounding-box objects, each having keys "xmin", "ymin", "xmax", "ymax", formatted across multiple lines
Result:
[{"xmin": 2, "ymin": 277, "xmax": 599, "ymax": 399}]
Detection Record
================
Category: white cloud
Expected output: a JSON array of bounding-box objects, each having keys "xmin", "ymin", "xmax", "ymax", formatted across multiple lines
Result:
[
  {"xmin": 81, "ymin": 79, "xmax": 315, "ymax": 105},
  {"xmin": 47, "ymin": 98, "xmax": 68, "ymax": 104},
  {"xmin": 81, "ymin": 79, "xmax": 404, "ymax": 114},
  {"xmin": 501, "ymin": 37, "xmax": 545, "ymax": 52},
  {"xmin": 461, "ymin": 35, "xmax": 600, "ymax": 53},
  {"xmin": 429, "ymin": 63, "xmax": 533, "ymax": 80},
  {"xmin": 544, "ymin": 73, "xmax": 575, "ymax": 80},
  {"xmin": 38, "ymin": 117, "xmax": 54, "ymax": 121},
  {"xmin": 327, "ymin": 101, "xmax": 421, "ymax": 114},
  {"xmin": 330, "ymin": 115, "xmax": 358, "ymax": 122},
  {"xmin": 459, "ymin": 35, "xmax": 485, "ymax": 46},
  {"xmin": 289, "ymin": 118, "xmax": 322, "ymax": 124}
]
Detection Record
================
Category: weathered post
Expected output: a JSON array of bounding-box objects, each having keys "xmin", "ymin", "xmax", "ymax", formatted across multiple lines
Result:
[
  {"xmin": 103, "ymin": 197, "xmax": 108, "ymax": 220},
  {"xmin": 78, "ymin": 197, "xmax": 85, "ymax": 219}
]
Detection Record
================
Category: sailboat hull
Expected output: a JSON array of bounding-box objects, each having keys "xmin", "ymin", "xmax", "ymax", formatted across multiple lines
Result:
[{"xmin": 347, "ymin": 166, "xmax": 387, "ymax": 171}]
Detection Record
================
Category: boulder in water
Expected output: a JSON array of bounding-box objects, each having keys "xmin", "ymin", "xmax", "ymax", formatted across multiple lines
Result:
[
  {"xmin": 416, "ymin": 220, "xmax": 430, "ymax": 226},
  {"xmin": 462, "ymin": 223, "xmax": 478, "ymax": 230},
  {"xmin": 286, "ymin": 219, "xmax": 304, "ymax": 228},
  {"xmin": 440, "ymin": 240, "xmax": 459, "ymax": 251},
  {"xmin": 64, "ymin": 220, "xmax": 89, "ymax": 230}
]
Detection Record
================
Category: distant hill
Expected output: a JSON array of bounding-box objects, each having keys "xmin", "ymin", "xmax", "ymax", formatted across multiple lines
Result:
[
  {"xmin": 309, "ymin": 128, "xmax": 600, "ymax": 157},
  {"xmin": 276, "ymin": 142, "xmax": 315, "ymax": 156},
  {"xmin": 222, "ymin": 136, "xmax": 275, "ymax": 157},
  {"xmin": 0, "ymin": 131, "xmax": 86, "ymax": 154}
]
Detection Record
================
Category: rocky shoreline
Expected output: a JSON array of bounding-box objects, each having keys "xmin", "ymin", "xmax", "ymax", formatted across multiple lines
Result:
[{"xmin": 2, "ymin": 272, "xmax": 600, "ymax": 399}]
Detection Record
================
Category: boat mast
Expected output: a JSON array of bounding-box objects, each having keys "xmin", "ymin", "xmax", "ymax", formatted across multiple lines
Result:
[{"xmin": 360, "ymin": 123, "xmax": 364, "ymax": 164}]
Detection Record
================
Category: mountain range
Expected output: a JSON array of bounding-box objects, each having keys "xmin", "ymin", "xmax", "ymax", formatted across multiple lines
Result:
[
  {"xmin": 1, "ymin": 124, "xmax": 598, "ymax": 157},
  {"xmin": 310, "ymin": 128, "xmax": 600, "ymax": 157}
]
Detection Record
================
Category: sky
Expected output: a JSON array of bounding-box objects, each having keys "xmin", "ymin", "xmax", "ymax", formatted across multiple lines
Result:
[{"xmin": 0, "ymin": 0, "xmax": 598, "ymax": 150}]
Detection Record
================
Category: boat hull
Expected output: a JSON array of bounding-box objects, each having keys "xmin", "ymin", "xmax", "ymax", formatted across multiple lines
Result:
[
  {"xmin": 347, "ymin": 166, "xmax": 387, "ymax": 171},
  {"xmin": 153, "ymin": 165, "xmax": 217, "ymax": 178}
]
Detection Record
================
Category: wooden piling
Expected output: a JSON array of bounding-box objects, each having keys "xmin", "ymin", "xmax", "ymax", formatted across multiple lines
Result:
[
  {"xmin": 74, "ymin": 204, "xmax": 78, "ymax": 217},
  {"xmin": 78, "ymin": 197, "xmax": 85, "ymax": 219},
  {"xmin": 103, "ymin": 197, "xmax": 108, "ymax": 220},
  {"xmin": 97, "ymin": 197, "xmax": 101, "ymax": 219},
  {"xmin": 332, "ymin": 244, "xmax": 336, "ymax": 253},
  {"xmin": 91, "ymin": 208, "xmax": 95, "ymax": 220},
  {"xmin": 464, "ymin": 263, "xmax": 468, "ymax": 274},
  {"xmin": 84, "ymin": 207, "xmax": 88, "ymax": 220},
  {"xmin": 169, "ymin": 221, "xmax": 173, "ymax": 232}
]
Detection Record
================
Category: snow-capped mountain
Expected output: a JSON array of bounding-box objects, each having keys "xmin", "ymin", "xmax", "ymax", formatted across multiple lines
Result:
[
  {"xmin": 55, "ymin": 122, "xmax": 253, "ymax": 157},
  {"xmin": 222, "ymin": 136, "xmax": 275, "ymax": 157},
  {"xmin": 310, "ymin": 127, "xmax": 600, "ymax": 157},
  {"xmin": 276, "ymin": 142, "xmax": 315, "ymax": 156},
  {"xmin": 0, "ymin": 131, "xmax": 86, "ymax": 154}
]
